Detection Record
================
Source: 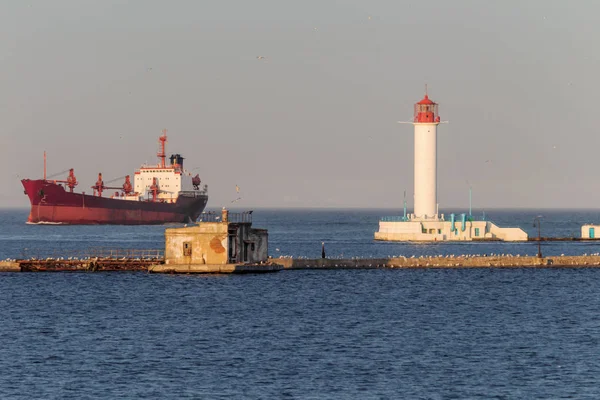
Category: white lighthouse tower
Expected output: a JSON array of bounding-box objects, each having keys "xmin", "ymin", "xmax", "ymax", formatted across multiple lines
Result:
[
  {"xmin": 413, "ymin": 91, "xmax": 440, "ymax": 220},
  {"xmin": 374, "ymin": 90, "xmax": 528, "ymax": 242}
]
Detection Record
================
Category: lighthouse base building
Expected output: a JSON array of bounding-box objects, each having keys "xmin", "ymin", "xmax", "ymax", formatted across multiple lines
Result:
[
  {"xmin": 375, "ymin": 92, "xmax": 527, "ymax": 242},
  {"xmin": 375, "ymin": 217, "xmax": 527, "ymax": 242}
]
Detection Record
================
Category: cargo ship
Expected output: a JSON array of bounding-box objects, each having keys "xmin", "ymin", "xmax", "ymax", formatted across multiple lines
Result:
[{"xmin": 21, "ymin": 130, "xmax": 208, "ymax": 224}]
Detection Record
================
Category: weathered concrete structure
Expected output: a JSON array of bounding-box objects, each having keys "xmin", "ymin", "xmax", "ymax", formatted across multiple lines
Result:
[
  {"xmin": 151, "ymin": 208, "xmax": 275, "ymax": 273},
  {"xmin": 273, "ymin": 255, "xmax": 600, "ymax": 269},
  {"xmin": 0, "ymin": 261, "xmax": 20, "ymax": 272}
]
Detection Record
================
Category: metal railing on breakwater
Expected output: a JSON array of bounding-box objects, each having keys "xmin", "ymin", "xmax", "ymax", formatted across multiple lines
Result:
[{"xmin": 199, "ymin": 211, "xmax": 253, "ymax": 223}]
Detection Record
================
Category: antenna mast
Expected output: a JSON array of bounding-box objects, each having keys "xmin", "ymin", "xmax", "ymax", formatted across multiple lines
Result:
[
  {"xmin": 158, "ymin": 129, "xmax": 167, "ymax": 168},
  {"xmin": 403, "ymin": 190, "xmax": 407, "ymax": 221},
  {"xmin": 469, "ymin": 185, "xmax": 472, "ymax": 218}
]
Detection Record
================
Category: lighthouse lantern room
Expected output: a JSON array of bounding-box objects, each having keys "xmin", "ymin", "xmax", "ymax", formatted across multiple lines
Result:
[{"xmin": 414, "ymin": 94, "xmax": 440, "ymax": 123}]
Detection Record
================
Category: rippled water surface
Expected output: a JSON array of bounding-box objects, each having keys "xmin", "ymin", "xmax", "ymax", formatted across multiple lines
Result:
[
  {"xmin": 2, "ymin": 208, "xmax": 600, "ymax": 398},
  {"xmin": 2, "ymin": 269, "xmax": 600, "ymax": 398}
]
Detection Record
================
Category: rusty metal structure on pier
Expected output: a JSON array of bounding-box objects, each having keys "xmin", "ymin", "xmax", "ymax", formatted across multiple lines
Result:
[{"xmin": 17, "ymin": 249, "xmax": 164, "ymax": 272}]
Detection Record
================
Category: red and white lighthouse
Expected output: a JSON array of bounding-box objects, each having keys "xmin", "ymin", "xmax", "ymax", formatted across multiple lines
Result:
[
  {"xmin": 413, "ymin": 92, "xmax": 441, "ymax": 219},
  {"xmin": 374, "ymin": 91, "xmax": 529, "ymax": 242}
]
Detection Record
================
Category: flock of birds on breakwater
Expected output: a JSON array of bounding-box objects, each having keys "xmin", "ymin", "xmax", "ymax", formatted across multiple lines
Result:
[
  {"xmin": 1, "ymin": 256, "xmax": 155, "ymax": 262},
  {"xmin": 5, "ymin": 253, "xmax": 600, "ymax": 264},
  {"xmin": 271, "ymin": 253, "xmax": 600, "ymax": 260}
]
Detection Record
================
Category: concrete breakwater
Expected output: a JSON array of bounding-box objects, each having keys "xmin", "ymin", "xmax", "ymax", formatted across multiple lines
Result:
[
  {"xmin": 4, "ymin": 255, "xmax": 600, "ymax": 273},
  {"xmin": 0, "ymin": 258, "xmax": 156, "ymax": 272},
  {"xmin": 273, "ymin": 255, "xmax": 600, "ymax": 269},
  {"xmin": 0, "ymin": 259, "xmax": 282, "ymax": 273},
  {"xmin": 0, "ymin": 261, "xmax": 20, "ymax": 272}
]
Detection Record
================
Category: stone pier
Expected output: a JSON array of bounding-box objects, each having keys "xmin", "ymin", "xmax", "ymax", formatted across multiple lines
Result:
[
  {"xmin": 4, "ymin": 255, "xmax": 600, "ymax": 273},
  {"xmin": 272, "ymin": 255, "xmax": 600, "ymax": 269}
]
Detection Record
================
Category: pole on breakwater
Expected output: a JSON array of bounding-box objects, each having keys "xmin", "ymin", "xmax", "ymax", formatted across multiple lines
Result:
[{"xmin": 533, "ymin": 216, "xmax": 543, "ymax": 258}]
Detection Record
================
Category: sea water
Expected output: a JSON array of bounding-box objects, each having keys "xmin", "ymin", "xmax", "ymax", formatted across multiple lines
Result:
[
  {"xmin": 3, "ymin": 208, "xmax": 600, "ymax": 260},
  {"xmin": 1, "ymin": 208, "xmax": 600, "ymax": 398}
]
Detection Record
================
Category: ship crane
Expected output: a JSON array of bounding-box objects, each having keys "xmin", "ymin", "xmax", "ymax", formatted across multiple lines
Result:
[
  {"xmin": 92, "ymin": 173, "xmax": 105, "ymax": 197},
  {"xmin": 146, "ymin": 177, "xmax": 178, "ymax": 202},
  {"xmin": 121, "ymin": 175, "xmax": 133, "ymax": 195},
  {"xmin": 52, "ymin": 168, "xmax": 78, "ymax": 193},
  {"xmin": 146, "ymin": 177, "xmax": 176, "ymax": 202},
  {"xmin": 102, "ymin": 175, "xmax": 135, "ymax": 197},
  {"xmin": 192, "ymin": 174, "xmax": 201, "ymax": 190},
  {"xmin": 41, "ymin": 151, "xmax": 78, "ymax": 192},
  {"xmin": 150, "ymin": 177, "xmax": 159, "ymax": 202}
]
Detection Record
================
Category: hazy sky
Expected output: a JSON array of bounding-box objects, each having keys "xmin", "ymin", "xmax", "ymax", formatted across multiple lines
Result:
[{"xmin": 1, "ymin": 0, "xmax": 598, "ymax": 210}]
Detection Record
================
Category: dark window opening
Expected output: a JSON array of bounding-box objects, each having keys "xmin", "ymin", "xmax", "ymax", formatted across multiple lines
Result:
[
  {"xmin": 228, "ymin": 234, "xmax": 236, "ymax": 262},
  {"xmin": 183, "ymin": 242, "xmax": 192, "ymax": 256}
]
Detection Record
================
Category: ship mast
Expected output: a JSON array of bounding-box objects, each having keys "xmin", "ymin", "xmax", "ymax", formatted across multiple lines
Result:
[{"xmin": 158, "ymin": 129, "xmax": 167, "ymax": 168}]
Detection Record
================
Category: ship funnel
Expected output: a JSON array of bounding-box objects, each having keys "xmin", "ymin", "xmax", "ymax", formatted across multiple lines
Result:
[{"xmin": 170, "ymin": 154, "xmax": 184, "ymax": 168}]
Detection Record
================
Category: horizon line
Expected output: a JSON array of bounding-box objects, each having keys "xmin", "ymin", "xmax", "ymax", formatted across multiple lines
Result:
[{"xmin": 3, "ymin": 206, "xmax": 600, "ymax": 212}]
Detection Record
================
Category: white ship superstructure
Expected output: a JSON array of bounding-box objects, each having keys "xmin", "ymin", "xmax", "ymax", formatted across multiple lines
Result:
[{"xmin": 133, "ymin": 157, "xmax": 194, "ymax": 203}]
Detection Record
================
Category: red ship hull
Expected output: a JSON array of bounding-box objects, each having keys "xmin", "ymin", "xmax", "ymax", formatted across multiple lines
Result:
[{"xmin": 22, "ymin": 179, "xmax": 208, "ymax": 225}]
